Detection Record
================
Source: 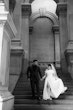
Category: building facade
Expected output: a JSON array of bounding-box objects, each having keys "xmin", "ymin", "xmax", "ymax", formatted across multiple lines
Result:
[{"xmin": 0, "ymin": 0, "xmax": 73, "ymax": 110}]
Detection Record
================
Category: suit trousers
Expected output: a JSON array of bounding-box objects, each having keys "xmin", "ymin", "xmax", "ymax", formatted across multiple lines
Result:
[{"xmin": 30, "ymin": 78, "xmax": 40, "ymax": 98}]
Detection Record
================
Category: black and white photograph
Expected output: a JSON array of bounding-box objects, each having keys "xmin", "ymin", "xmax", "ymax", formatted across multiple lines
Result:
[{"xmin": 0, "ymin": 0, "xmax": 73, "ymax": 110}]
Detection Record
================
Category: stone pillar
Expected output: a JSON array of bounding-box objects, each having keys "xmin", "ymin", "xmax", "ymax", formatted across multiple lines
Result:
[
  {"xmin": 0, "ymin": 2, "xmax": 15, "ymax": 110},
  {"xmin": 9, "ymin": 0, "xmax": 24, "ymax": 92},
  {"xmin": 57, "ymin": 2, "xmax": 68, "ymax": 73},
  {"xmin": 65, "ymin": 0, "xmax": 73, "ymax": 78},
  {"xmin": 52, "ymin": 25, "xmax": 61, "ymax": 68},
  {"xmin": 4, "ymin": 0, "xmax": 9, "ymax": 10},
  {"xmin": 9, "ymin": 40, "xmax": 24, "ymax": 92},
  {"xmin": 12, "ymin": 0, "xmax": 21, "ymax": 39},
  {"xmin": 21, "ymin": 3, "xmax": 31, "ymax": 72}
]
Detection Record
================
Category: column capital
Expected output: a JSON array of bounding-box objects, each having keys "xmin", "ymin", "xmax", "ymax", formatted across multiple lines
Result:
[
  {"xmin": 56, "ymin": 2, "xmax": 67, "ymax": 15},
  {"xmin": 52, "ymin": 25, "xmax": 59, "ymax": 33},
  {"xmin": 29, "ymin": 26, "xmax": 33, "ymax": 34},
  {"xmin": 21, "ymin": 3, "xmax": 31, "ymax": 16}
]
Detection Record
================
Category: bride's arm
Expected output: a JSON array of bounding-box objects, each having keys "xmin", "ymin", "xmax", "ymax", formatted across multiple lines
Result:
[
  {"xmin": 41, "ymin": 75, "xmax": 46, "ymax": 81},
  {"xmin": 41, "ymin": 71, "xmax": 47, "ymax": 81}
]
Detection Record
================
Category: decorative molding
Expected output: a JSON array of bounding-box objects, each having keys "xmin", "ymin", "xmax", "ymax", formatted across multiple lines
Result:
[
  {"xmin": 21, "ymin": 3, "xmax": 31, "ymax": 16},
  {"xmin": 30, "ymin": 11, "xmax": 58, "ymax": 26},
  {"xmin": 29, "ymin": 26, "xmax": 33, "ymax": 34},
  {"xmin": 52, "ymin": 25, "xmax": 59, "ymax": 33},
  {"xmin": 56, "ymin": 2, "xmax": 67, "ymax": 15},
  {"xmin": 11, "ymin": 49, "xmax": 24, "ymax": 56},
  {"xmin": 11, "ymin": 39, "xmax": 24, "ymax": 55}
]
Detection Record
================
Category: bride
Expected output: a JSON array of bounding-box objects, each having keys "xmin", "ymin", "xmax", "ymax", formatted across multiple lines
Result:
[{"xmin": 41, "ymin": 64, "xmax": 67, "ymax": 100}]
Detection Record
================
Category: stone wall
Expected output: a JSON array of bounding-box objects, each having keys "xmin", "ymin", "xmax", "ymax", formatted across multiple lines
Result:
[{"xmin": 29, "ymin": 17, "xmax": 54, "ymax": 62}]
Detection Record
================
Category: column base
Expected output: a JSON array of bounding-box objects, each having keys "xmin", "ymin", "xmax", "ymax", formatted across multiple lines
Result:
[{"xmin": 0, "ymin": 90, "xmax": 14, "ymax": 110}]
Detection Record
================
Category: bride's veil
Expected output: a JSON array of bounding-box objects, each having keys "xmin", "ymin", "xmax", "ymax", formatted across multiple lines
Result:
[{"xmin": 51, "ymin": 64, "xmax": 57, "ymax": 75}]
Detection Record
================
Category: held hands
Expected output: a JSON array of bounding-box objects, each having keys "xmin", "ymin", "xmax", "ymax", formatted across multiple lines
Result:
[
  {"xmin": 40, "ymin": 75, "xmax": 46, "ymax": 81},
  {"xmin": 40, "ymin": 78, "xmax": 43, "ymax": 81}
]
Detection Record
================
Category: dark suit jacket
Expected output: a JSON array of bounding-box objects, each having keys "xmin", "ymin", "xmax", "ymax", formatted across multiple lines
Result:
[{"xmin": 27, "ymin": 64, "xmax": 42, "ymax": 81}]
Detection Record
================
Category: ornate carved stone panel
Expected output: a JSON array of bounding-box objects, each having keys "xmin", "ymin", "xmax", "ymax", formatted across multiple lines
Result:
[{"xmin": 22, "ymin": 3, "xmax": 31, "ymax": 16}]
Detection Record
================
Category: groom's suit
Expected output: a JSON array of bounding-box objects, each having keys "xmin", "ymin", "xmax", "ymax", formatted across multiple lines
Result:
[{"xmin": 27, "ymin": 64, "xmax": 42, "ymax": 99}]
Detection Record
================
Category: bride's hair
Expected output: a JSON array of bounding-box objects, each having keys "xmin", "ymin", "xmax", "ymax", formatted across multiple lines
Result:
[
  {"xmin": 48, "ymin": 64, "xmax": 51, "ymax": 67},
  {"xmin": 47, "ymin": 64, "xmax": 52, "ymax": 69}
]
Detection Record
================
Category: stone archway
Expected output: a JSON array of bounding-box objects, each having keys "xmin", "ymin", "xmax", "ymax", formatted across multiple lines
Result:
[{"xmin": 29, "ymin": 11, "xmax": 59, "ymax": 65}]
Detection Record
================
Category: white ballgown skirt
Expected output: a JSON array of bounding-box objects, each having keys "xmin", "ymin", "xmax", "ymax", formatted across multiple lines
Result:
[{"xmin": 43, "ymin": 75, "xmax": 67, "ymax": 100}]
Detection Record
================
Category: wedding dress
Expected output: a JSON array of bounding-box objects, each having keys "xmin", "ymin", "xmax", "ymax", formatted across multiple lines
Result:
[{"xmin": 43, "ymin": 64, "xmax": 67, "ymax": 100}]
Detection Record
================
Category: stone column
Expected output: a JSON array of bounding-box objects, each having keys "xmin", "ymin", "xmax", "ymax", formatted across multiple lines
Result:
[
  {"xmin": 4, "ymin": 0, "xmax": 9, "ymax": 10},
  {"xmin": 52, "ymin": 25, "xmax": 61, "ymax": 68},
  {"xmin": 0, "ymin": 2, "xmax": 15, "ymax": 110},
  {"xmin": 21, "ymin": 3, "xmax": 31, "ymax": 72},
  {"xmin": 9, "ymin": 0, "xmax": 24, "ymax": 92},
  {"xmin": 65, "ymin": 0, "xmax": 73, "ymax": 78},
  {"xmin": 57, "ymin": 2, "xmax": 68, "ymax": 73}
]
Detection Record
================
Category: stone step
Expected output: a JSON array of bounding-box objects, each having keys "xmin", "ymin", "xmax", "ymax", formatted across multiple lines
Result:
[
  {"xmin": 14, "ymin": 70, "xmax": 73, "ymax": 110},
  {"xmin": 14, "ymin": 90, "xmax": 70, "ymax": 95},
  {"xmin": 14, "ymin": 86, "xmax": 72, "ymax": 91},
  {"xmin": 14, "ymin": 94, "xmax": 73, "ymax": 100},
  {"xmin": 15, "ymin": 84, "xmax": 70, "ymax": 89},
  {"xmin": 17, "ymin": 80, "xmax": 72, "ymax": 83},
  {"xmin": 14, "ymin": 104, "xmax": 73, "ymax": 110},
  {"xmin": 18, "ymin": 78, "xmax": 72, "ymax": 82},
  {"xmin": 16, "ymin": 82, "xmax": 71, "ymax": 86},
  {"xmin": 14, "ymin": 99, "xmax": 73, "ymax": 105}
]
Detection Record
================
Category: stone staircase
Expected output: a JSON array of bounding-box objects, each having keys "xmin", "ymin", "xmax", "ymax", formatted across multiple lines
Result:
[{"xmin": 13, "ymin": 69, "xmax": 73, "ymax": 110}]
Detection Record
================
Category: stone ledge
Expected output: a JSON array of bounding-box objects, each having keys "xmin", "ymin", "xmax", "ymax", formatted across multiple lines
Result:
[
  {"xmin": 0, "ymin": 91, "xmax": 14, "ymax": 102},
  {"xmin": 0, "ymin": 90, "xmax": 14, "ymax": 110}
]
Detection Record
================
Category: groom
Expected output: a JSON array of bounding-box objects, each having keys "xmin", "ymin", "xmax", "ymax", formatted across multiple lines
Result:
[{"xmin": 27, "ymin": 60, "xmax": 42, "ymax": 100}]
